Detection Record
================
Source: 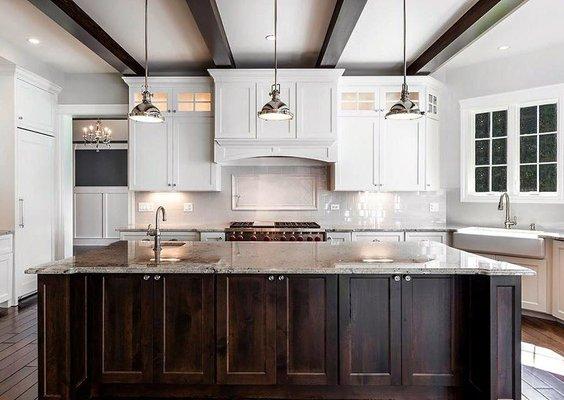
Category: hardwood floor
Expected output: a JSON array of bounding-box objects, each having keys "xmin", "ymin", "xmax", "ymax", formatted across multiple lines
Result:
[{"xmin": 0, "ymin": 296, "xmax": 562, "ymax": 400}]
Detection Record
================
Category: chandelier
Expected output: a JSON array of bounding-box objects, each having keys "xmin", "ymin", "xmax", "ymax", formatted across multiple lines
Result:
[{"xmin": 82, "ymin": 119, "xmax": 112, "ymax": 151}]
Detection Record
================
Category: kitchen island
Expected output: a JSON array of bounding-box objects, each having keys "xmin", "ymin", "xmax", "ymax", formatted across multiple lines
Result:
[{"xmin": 28, "ymin": 240, "xmax": 533, "ymax": 400}]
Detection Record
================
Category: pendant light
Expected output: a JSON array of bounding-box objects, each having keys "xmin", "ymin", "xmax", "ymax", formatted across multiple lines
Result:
[
  {"xmin": 258, "ymin": 0, "xmax": 293, "ymax": 121},
  {"xmin": 129, "ymin": 0, "xmax": 164, "ymax": 123},
  {"xmin": 385, "ymin": 0, "xmax": 423, "ymax": 120}
]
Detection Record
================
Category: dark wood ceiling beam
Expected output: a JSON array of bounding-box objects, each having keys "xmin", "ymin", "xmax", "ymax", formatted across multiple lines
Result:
[
  {"xmin": 185, "ymin": 0, "xmax": 235, "ymax": 68},
  {"xmin": 407, "ymin": 0, "xmax": 528, "ymax": 75},
  {"xmin": 28, "ymin": 0, "xmax": 144, "ymax": 75},
  {"xmin": 316, "ymin": 0, "xmax": 368, "ymax": 68}
]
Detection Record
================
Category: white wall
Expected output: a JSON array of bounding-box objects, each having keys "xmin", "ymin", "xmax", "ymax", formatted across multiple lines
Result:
[
  {"xmin": 59, "ymin": 73, "xmax": 127, "ymax": 104},
  {"xmin": 438, "ymin": 43, "xmax": 564, "ymax": 231}
]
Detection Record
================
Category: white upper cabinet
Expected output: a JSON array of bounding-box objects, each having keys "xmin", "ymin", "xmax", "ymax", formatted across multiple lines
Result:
[
  {"xmin": 215, "ymin": 81, "xmax": 256, "ymax": 139},
  {"xmin": 131, "ymin": 86, "xmax": 173, "ymax": 116},
  {"xmin": 256, "ymin": 80, "xmax": 296, "ymax": 139},
  {"xmin": 296, "ymin": 81, "xmax": 337, "ymax": 139},
  {"xmin": 173, "ymin": 117, "xmax": 220, "ymax": 191},
  {"xmin": 425, "ymin": 117, "xmax": 441, "ymax": 191},
  {"xmin": 129, "ymin": 120, "xmax": 172, "ymax": 191},
  {"xmin": 15, "ymin": 77, "xmax": 56, "ymax": 135}
]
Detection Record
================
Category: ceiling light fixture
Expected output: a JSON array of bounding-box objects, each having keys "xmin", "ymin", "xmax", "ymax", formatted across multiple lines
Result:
[
  {"xmin": 129, "ymin": 0, "xmax": 164, "ymax": 123},
  {"xmin": 258, "ymin": 0, "xmax": 293, "ymax": 121},
  {"xmin": 27, "ymin": 38, "xmax": 40, "ymax": 45},
  {"xmin": 82, "ymin": 119, "xmax": 112, "ymax": 152},
  {"xmin": 498, "ymin": 45, "xmax": 510, "ymax": 51},
  {"xmin": 385, "ymin": 0, "xmax": 423, "ymax": 121}
]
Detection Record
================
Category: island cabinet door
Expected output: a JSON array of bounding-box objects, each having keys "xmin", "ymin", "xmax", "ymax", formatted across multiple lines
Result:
[
  {"xmin": 401, "ymin": 275, "xmax": 465, "ymax": 386},
  {"xmin": 153, "ymin": 275, "xmax": 215, "ymax": 384},
  {"xmin": 216, "ymin": 275, "xmax": 277, "ymax": 385},
  {"xmin": 276, "ymin": 275, "xmax": 338, "ymax": 385},
  {"xmin": 339, "ymin": 275, "xmax": 401, "ymax": 386},
  {"xmin": 91, "ymin": 275, "xmax": 154, "ymax": 383}
]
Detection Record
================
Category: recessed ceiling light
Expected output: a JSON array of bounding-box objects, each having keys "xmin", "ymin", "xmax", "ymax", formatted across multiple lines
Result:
[
  {"xmin": 498, "ymin": 45, "xmax": 510, "ymax": 51},
  {"xmin": 27, "ymin": 38, "xmax": 40, "ymax": 45},
  {"xmin": 265, "ymin": 34, "xmax": 275, "ymax": 41}
]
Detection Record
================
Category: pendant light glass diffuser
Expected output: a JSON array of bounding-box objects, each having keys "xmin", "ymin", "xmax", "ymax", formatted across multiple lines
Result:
[
  {"xmin": 129, "ymin": 0, "xmax": 164, "ymax": 123},
  {"xmin": 385, "ymin": 0, "xmax": 423, "ymax": 120},
  {"xmin": 258, "ymin": 0, "xmax": 293, "ymax": 121}
]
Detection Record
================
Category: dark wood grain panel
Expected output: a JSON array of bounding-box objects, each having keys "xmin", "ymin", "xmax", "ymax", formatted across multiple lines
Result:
[
  {"xmin": 339, "ymin": 275, "xmax": 401, "ymax": 386},
  {"xmin": 277, "ymin": 275, "xmax": 338, "ymax": 385},
  {"xmin": 216, "ymin": 275, "xmax": 276, "ymax": 385},
  {"xmin": 154, "ymin": 275, "xmax": 215, "ymax": 384},
  {"xmin": 402, "ymin": 276, "xmax": 463, "ymax": 386},
  {"xmin": 98, "ymin": 275, "xmax": 153, "ymax": 383}
]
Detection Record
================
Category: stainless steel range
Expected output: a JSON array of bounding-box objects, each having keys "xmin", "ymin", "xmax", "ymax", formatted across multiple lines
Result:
[{"xmin": 225, "ymin": 221, "xmax": 326, "ymax": 242}]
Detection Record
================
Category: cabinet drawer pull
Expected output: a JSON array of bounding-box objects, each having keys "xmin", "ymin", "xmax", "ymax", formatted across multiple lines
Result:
[
  {"xmin": 393, "ymin": 275, "xmax": 401, "ymax": 282},
  {"xmin": 268, "ymin": 275, "xmax": 274, "ymax": 281},
  {"xmin": 372, "ymin": 238, "xmax": 381, "ymax": 242},
  {"xmin": 405, "ymin": 275, "xmax": 412, "ymax": 282},
  {"xmin": 18, "ymin": 198, "xmax": 24, "ymax": 228},
  {"xmin": 154, "ymin": 275, "xmax": 161, "ymax": 281},
  {"xmin": 143, "ymin": 275, "xmax": 150, "ymax": 280}
]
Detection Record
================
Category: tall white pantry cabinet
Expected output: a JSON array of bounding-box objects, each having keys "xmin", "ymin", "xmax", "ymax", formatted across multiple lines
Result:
[{"xmin": 0, "ymin": 65, "xmax": 60, "ymax": 306}]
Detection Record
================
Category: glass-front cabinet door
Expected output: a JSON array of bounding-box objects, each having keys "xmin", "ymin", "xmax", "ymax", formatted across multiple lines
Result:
[
  {"xmin": 173, "ymin": 86, "xmax": 213, "ymax": 117},
  {"xmin": 131, "ymin": 86, "xmax": 173, "ymax": 116},
  {"xmin": 338, "ymin": 87, "xmax": 379, "ymax": 116}
]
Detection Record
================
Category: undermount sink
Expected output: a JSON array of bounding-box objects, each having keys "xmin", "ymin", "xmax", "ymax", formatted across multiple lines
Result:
[{"xmin": 453, "ymin": 227, "xmax": 545, "ymax": 259}]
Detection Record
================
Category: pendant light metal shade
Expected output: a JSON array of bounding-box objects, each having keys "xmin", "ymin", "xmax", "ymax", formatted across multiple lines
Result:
[
  {"xmin": 129, "ymin": 0, "xmax": 164, "ymax": 123},
  {"xmin": 258, "ymin": 0, "xmax": 293, "ymax": 121},
  {"xmin": 385, "ymin": 0, "xmax": 423, "ymax": 121}
]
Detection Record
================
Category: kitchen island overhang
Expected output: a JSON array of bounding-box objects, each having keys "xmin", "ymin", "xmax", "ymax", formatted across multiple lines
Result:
[{"xmin": 28, "ymin": 241, "xmax": 533, "ymax": 400}]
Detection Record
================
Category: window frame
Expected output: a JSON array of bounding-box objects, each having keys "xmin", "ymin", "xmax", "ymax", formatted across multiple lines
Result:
[{"xmin": 460, "ymin": 84, "xmax": 564, "ymax": 203}]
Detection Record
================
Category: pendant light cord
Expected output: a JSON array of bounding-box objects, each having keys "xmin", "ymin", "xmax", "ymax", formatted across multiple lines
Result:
[
  {"xmin": 403, "ymin": 0, "xmax": 406, "ymax": 86},
  {"xmin": 144, "ymin": 0, "xmax": 149, "ymax": 90},
  {"xmin": 274, "ymin": 0, "xmax": 278, "ymax": 88}
]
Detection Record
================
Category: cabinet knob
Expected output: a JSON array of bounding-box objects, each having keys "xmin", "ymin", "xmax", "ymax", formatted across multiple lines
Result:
[
  {"xmin": 167, "ymin": 183, "xmax": 171, "ymax": 187},
  {"xmin": 172, "ymin": 109, "xmax": 177, "ymax": 113},
  {"xmin": 143, "ymin": 275, "xmax": 150, "ymax": 280},
  {"xmin": 372, "ymin": 239, "xmax": 381, "ymax": 242},
  {"xmin": 405, "ymin": 275, "xmax": 412, "ymax": 282},
  {"xmin": 18, "ymin": 116, "xmax": 23, "ymax": 120},
  {"xmin": 172, "ymin": 183, "xmax": 177, "ymax": 187},
  {"xmin": 268, "ymin": 275, "xmax": 275, "ymax": 281},
  {"xmin": 154, "ymin": 275, "xmax": 161, "ymax": 281},
  {"xmin": 278, "ymin": 275, "xmax": 285, "ymax": 281},
  {"xmin": 393, "ymin": 275, "xmax": 401, "ymax": 282},
  {"xmin": 167, "ymin": 109, "xmax": 171, "ymax": 113}
]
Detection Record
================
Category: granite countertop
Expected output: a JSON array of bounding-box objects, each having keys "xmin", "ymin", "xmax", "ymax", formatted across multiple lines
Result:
[
  {"xmin": 26, "ymin": 240, "xmax": 534, "ymax": 276},
  {"xmin": 116, "ymin": 225, "xmax": 228, "ymax": 233},
  {"xmin": 0, "ymin": 230, "xmax": 13, "ymax": 237},
  {"xmin": 116, "ymin": 225, "xmax": 455, "ymax": 233}
]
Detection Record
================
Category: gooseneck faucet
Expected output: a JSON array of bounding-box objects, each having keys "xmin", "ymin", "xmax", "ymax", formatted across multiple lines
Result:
[
  {"xmin": 497, "ymin": 192, "xmax": 517, "ymax": 229},
  {"xmin": 147, "ymin": 206, "xmax": 167, "ymax": 252}
]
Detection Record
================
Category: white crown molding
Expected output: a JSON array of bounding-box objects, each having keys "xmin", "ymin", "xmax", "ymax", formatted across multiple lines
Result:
[
  {"xmin": 339, "ymin": 75, "xmax": 445, "ymax": 90},
  {"xmin": 58, "ymin": 104, "xmax": 128, "ymax": 116},
  {"xmin": 15, "ymin": 67, "xmax": 62, "ymax": 94},
  {"xmin": 122, "ymin": 76, "xmax": 212, "ymax": 85},
  {"xmin": 208, "ymin": 68, "xmax": 345, "ymax": 81}
]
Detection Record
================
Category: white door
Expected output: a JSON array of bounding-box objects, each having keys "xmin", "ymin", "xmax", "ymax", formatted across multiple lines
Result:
[
  {"xmin": 256, "ymin": 81, "xmax": 296, "ymax": 139},
  {"xmin": 172, "ymin": 117, "xmax": 219, "ymax": 191},
  {"xmin": 16, "ymin": 129, "xmax": 54, "ymax": 299},
  {"xmin": 425, "ymin": 117, "xmax": 440, "ymax": 191},
  {"xmin": 16, "ymin": 79, "xmax": 55, "ymax": 134},
  {"xmin": 0, "ymin": 252, "xmax": 12, "ymax": 304},
  {"xmin": 352, "ymin": 232, "xmax": 404, "ymax": 242},
  {"xmin": 104, "ymin": 193, "xmax": 129, "ymax": 239},
  {"xmin": 496, "ymin": 255, "xmax": 549, "ymax": 314},
  {"xmin": 74, "ymin": 193, "xmax": 103, "ymax": 238},
  {"xmin": 379, "ymin": 118, "xmax": 424, "ymax": 191},
  {"xmin": 129, "ymin": 120, "xmax": 171, "ymax": 191},
  {"xmin": 552, "ymin": 242, "xmax": 564, "ymax": 320},
  {"xmin": 215, "ymin": 82, "xmax": 256, "ymax": 139},
  {"xmin": 333, "ymin": 117, "xmax": 378, "ymax": 191},
  {"xmin": 297, "ymin": 81, "xmax": 336, "ymax": 139}
]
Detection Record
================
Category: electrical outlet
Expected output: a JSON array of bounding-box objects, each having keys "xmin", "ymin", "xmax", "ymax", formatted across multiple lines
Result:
[
  {"xmin": 330, "ymin": 204, "xmax": 340, "ymax": 211},
  {"xmin": 138, "ymin": 202, "xmax": 154, "ymax": 212},
  {"xmin": 183, "ymin": 203, "xmax": 193, "ymax": 212},
  {"xmin": 429, "ymin": 202, "xmax": 439, "ymax": 212}
]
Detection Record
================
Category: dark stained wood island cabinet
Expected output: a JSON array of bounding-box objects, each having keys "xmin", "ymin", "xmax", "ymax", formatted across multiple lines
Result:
[{"xmin": 31, "ymin": 241, "xmax": 529, "ymax": 400}]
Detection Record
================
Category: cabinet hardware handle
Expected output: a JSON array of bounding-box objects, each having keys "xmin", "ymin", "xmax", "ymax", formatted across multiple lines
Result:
[
  {"xmin": 327, "ymin": 237, "xmax": 332, "ymax": 240},
  {"xmin": 167, "ymin": 109, "xmax": 171, "ymax": 113},
  {"xmin": 143, "ymin": 275, "xmax": 150, "ymax": 280},
  {"xmin": 173, "ymin": 109, "xmax": 177, "ymax": 113},
  {"xmin": 278, "ymin": 275, "xmax": 285, "ymax": 281},
  {"xmin": 167, "ymin": 183, "xmax": 171, "ymax": 187},
  {"xmin": 18, "ymin": 116, "xmax": 23, "ymax": 120},
  {"xmin": 393, "ymin": 275, "xmax": 401, "ymax": 282},
  {"xmin": 18, "ymin": 199, "xmax": 24, "ymax": 228},
  {"xmin": 372, "ymin": 239, "xmax": 381, "ymax": 242},
  {"xmin": 173, "ymin": 183, "xmax": 177, "ymax": 187},
  {"xmin": 405, "ymin": 275, "xmax": 412, "ymax": 282},
  {"xmin": 268, "ymin": 275, "xmax": 274, "ymax": 281},
  {"xmin": 154, "ymin": 275, "xmax": 161, "ymax": 281}
]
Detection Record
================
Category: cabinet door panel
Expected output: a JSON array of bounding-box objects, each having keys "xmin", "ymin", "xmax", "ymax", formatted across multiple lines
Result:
[
  {"xmin": 297, "ymin": 82, "xmax": 336, "ymax": 139},
  {"xmin": 96, "ymin": 275, "xmax": 153, "ymax": 383},
  {"xmin": 74, "ymin": 193, "xmax": 103, "ymax": 238},
  {"xmin": 352, "ymin": 232, "xmax": 404, "ymax": 242},
  {"xmin": 425, "ymin": 117, "xmax": 440, "ymax": 190},
  {"xmin": 402, "ymin": 276, "xmax": 463, "ymax": 386},
  {"xmin": 16, "ymin": 78, "xmax": 55, "ymax": 134},
  {"xmin": 340, "ymin": 276, "xmax": 401, "ymax": 385},
  {"xmin": 104, "ymin": 193, "xmax": 129, "ymax": 239},
  {"xmin": 154, "ymin": 275, "xmax": 215, "ymax": 384},
  {"xmin": 173, "ymin": 117, "xmax": 219, "ymax": 191},
  {"xmin": 257, "ymin": 81, "xmax": 296, "ymax": 139},
  {"xmin": 0, "ymin": 253, "xmax": 12, "ymax": 303},
  {"xmin": 553, "ymin": 242, "xmax": 564, "ymax": 320},
  {"xmin": 216, "ymin": 82, "xmax": 256, "ymax": 139},
  {"xmin": 129, "ymin": 120, "xmax": 171, "ymax": 191},
  {"xmin": 217, "ymin": 275, "xmax": 276, "ymax": 384},
  {"xmin": 276, "ymin": 275, "xmax": 338, "ymax": 385}
]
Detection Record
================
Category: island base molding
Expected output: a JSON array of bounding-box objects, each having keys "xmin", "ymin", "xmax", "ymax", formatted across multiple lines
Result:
[{"xmin": 38, "ymin": 274, "xmax": 521, "ymax": 400}]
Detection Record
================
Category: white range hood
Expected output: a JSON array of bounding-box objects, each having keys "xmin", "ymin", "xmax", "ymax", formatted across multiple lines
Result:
[{"xmin": 208, "ymin": 69, "xmax": 344, "ymax": 164}]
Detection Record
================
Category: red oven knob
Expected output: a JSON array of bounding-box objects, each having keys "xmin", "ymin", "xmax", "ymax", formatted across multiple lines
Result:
[
  {"xmin": 288, "ymin": 235, "xmax": 296, "ymax": 241},
  {"xmin": 280, "ymin": 236, "xmax": 287, "ymax": 241},
  {"xmin": 236, "ymin": 234, "xmax": 244, "ymax": 241},
  {"xmin": 263, "ymin": 235, "xmax": 271, "ymax": 241},
  {"xmin": 314, "ymin": 236, "xmax": 322, "ymax": 242},
  {"xmin": 229, "ymin": 234, "xmax": 237, "ymax": 241},
  {"xmin": 306, "ymin": 236, "xmax": 314, "ymax": 241},
  {"xmin": 250, "ymin": 235, "xmax": 258, "ymax": 241},
  {"xmin": 297, "ymin": 236, "xmax": 304, "ymax": 242}
]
